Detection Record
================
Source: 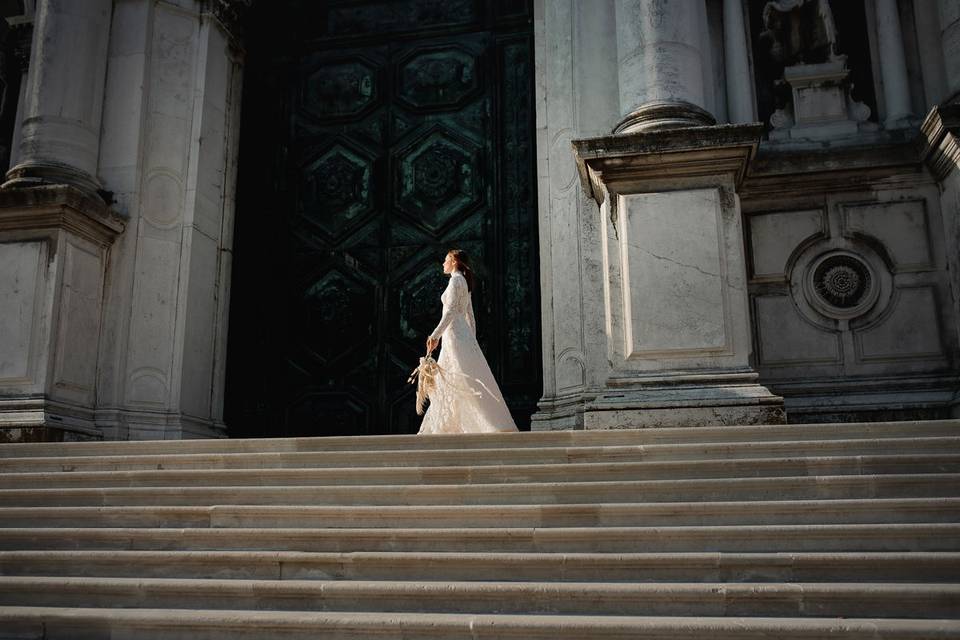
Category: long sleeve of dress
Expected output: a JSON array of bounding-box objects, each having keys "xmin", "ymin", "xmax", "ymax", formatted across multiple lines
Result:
[{"xmin": 429, "ymin": 274, "xmax": 467, "ymax": 340}]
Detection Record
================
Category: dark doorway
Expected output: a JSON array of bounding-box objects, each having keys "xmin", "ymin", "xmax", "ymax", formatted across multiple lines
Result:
[{"xmin": 225, "ymin": 0, "xmax": 540, "ymax": 437}]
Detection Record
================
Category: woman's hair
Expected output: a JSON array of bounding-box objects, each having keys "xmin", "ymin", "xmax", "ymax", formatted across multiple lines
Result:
[{"xmin": 447, "ymin": 249, "xmax": 475, "ymax": 292}]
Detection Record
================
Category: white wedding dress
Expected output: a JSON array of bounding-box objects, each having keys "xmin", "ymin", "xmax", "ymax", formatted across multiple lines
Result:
[{"xmin": 418, "ymin": 270, "xmax": 519, "ymax": 434}]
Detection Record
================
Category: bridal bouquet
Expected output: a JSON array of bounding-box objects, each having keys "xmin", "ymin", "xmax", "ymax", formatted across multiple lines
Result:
[
  {"xmin": 407, "ymin": 353, "xmax": 441, "ymax": 415},
  {"xmin": 407, "ymin": 351, "xmax": 486, "ymax": 416}
]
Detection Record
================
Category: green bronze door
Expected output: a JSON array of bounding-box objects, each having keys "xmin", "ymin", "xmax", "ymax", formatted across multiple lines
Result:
[{"xmin": 225, "ymin": 0, "xmax": 539, "ymax": 437}]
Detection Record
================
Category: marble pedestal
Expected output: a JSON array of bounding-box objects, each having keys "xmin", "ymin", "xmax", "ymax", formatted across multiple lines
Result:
[
  {"xmin": 0, "ymin": 186, "xmax": 124, "ymax": 442},
  {"xmin": 769, "ymin": 60, "xmax": 874, "ymax": 142},
  {"xmin": 540, "ymin": 124, "xmax": 785, "ymax": 430}
]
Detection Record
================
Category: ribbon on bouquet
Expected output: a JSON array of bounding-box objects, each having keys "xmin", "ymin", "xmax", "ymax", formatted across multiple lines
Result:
[{"xmin": 406, "ymin": 348, "xmax": 492, "ymax": 415}]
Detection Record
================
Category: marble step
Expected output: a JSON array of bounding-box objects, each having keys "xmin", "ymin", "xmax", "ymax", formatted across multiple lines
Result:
[
  {"xmin": 1, "ymin": 523, "xmax": 957, "ymax": 553},
  {"xmin": 2, "ymin": 454, "xmax": 956, "ymax": 489},
  {"xmin": 1, "ymin": 419, "xmax": 956, "ymax": 459},
  {"xmin": 3, "ymin": 550, "xmax": 958, "ymax": 583},
  {"xmin": 0, "ymin": 576, "xmax": 957, "ymax": 619},
  {"xmin": 1, "ymin": 607, "xmax": 958, "ymax": 639},
  {"xmin": 0, "ymin": 474, "xmax": 955, "ymax": 507},
  {"xmin": 3, "ymin": 437, "xmax": 957, "ymax": 472},
  {"xmin": 0, "ymin": 498, "xmax": 956, "ymax": 529}
]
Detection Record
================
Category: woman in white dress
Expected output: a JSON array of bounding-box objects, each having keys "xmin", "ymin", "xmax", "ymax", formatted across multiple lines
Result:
[{"xmin": 418, "ymin": 250, "xmax": 519, "ymax": 434}]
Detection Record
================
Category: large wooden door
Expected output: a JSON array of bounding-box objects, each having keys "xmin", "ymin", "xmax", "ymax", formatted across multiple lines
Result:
[{"xmin": 225, "ymin": 0, "xmax": 539, "ymax": 437}]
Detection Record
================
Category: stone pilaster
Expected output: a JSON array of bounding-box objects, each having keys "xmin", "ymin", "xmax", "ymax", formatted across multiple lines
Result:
[
  {"xmin": 613, "ymin": 0, "xmax": 715, "ymax": 133},
  {"xmin": 920, "ymin": 104, "xmax": 960, "ymax": 416},
  {"xmin": 93, "ymin": 0, "xmax": 247, "ymax": 440},
  {"xmin": 3, "ymin": 0, "xmax": 112, "ymax": 198}
]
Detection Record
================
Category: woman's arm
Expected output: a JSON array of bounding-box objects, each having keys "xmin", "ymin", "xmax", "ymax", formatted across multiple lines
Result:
[{"xmin": 429, "ymin": 275, "xmax": 466, "ymax": 341}]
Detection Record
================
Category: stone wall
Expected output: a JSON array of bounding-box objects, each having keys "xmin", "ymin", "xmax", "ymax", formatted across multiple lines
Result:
[{"xmin": 742, "ymin": 143, "xmax": 960, "ymax": 421}]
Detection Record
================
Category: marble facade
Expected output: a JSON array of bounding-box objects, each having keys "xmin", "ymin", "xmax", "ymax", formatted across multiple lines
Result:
[
  {"xmin": 533, "ymin": 0, "xmax": 960, "ymax": 429},
  {"xmin": 0, "ymin": 0, "xmax": 244, "ymax": 441},
  {"xmin": 0, "ymin": 0, "xmax": 958, "ymax": 439}
]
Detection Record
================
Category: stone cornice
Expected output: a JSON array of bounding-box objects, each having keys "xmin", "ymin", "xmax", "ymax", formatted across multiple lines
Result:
[
  {"xmin": 741, "ymin": 137, "xmax": 924, "ymax": 201},
  {"xmin": 0, "ymin": 184, "xmax": 125, "ymax": 246},
  {"xmin": 571, "ymin": 124, "xmax": 764, "ymax": 204},
  {"xmin": 205, "ymin": 0, "xmax": 252, "ymax": 47},
  {"xmin": 918, "ymin": 103, "xmax": 960, "ymax": 183}
]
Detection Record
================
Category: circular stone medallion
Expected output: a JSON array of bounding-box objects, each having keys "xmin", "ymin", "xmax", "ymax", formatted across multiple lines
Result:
[{"xmin": 804, "ymin": 251, "xmax": 879, "ymax": 320}]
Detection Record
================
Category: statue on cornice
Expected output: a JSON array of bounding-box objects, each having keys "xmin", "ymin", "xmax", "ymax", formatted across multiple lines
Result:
[{"xmin": 760, "ymin": 0, "xmax": 841, "ymax": 66}]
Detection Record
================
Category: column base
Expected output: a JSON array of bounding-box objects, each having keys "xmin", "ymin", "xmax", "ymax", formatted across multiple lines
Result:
[
  {"xmin": 533, "ymin": 373, "xmax": 786, "ymax": 431},
  {"xmin": 3, "ymin": 160, "xmax": 106, "ymax": 202},
  {"xmin": 0, "ymin": 397, "xmax": 103, "ymax": 442},
  {"xmin": 94, "ymin": 408, "xmax": 227, "ymax": 441},
  {"xmin": 587, "ymin": 372, "xmax": 784, "ymax": 429},
  {"xmin": 613, "ymin": 100, "xmax": 716, "ymax": 134}
]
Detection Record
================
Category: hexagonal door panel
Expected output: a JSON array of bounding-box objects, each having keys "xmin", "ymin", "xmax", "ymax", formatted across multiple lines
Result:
[
  {"xmin": 298, "ymin": 268, "xmax": 376, "ymax": 364},
  {"xmin": 300, "ymin": 60, "xmax": 379, "ymax": 120},
  {"xmin": 298, "ymin": 143, "xmax": 375, "ymax": 239},
  {"xmin": 397, "ymin": 47, "xmax": 480, "ymax": 110},
  {"xmin": 396, "ymin": 127, "xmax": 482, "ymax": 231}
]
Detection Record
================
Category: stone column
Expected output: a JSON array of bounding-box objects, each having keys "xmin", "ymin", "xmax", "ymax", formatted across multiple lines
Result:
[
  {"xmin": 7, "ymin": 18, "xmax": 34, "ymax": 171},
  {"xmin": 723, "ymin": 0, "xmax": 754, "ymax": 123},
  {"xmin": 875, "ymin": 0, "xmax": 914, "ymax": 127},
  {"xmin": 0, "ymin": 1, "xmax": 122, "ymax": 442},
  {"xmin": 3, "ymin": 0, "xmax": 112, "ymax": 197},
  {"xmin": 614, "ymin": 0, "xmax": 715, "ymax": 132},
  {"xmin": 940, "ymin": 0, "xmax": 960, "ymax": 101}
]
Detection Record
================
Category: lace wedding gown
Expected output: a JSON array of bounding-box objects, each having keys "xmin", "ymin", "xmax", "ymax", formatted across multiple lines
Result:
[{"xmin": 418, "ymin": 270, "xmax": 519, "ymax": 434}]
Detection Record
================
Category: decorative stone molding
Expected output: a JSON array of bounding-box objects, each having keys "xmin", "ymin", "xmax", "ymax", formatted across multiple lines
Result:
[
  {"xmin": 574, "ymin": 123, "xmax": 763, "ymax": 204},
  {"xmin": 613, "ymin": 100, "xmax": 716, "ymax": 135},
  {"xmin": 206, "ymin": 0, "xmax": 253, "ymax": 44},
  {"xmin": 0, "ymin": 183, "xmax": 124, "ymax": 241}
]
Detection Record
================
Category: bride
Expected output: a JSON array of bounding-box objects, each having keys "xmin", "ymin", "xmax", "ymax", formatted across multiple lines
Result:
[{"xmin": 417, "ymin": 250, "xmax": 519, "ymax": 434}]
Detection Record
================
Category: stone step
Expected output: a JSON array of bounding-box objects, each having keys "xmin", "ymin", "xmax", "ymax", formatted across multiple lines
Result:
[
  {"xmin": 1, "ymin": 419, "xmax": 956, "ymax": 459},
  {"xmin": 1, "ymin": 576, "xmax": 957, "ymax": 619},
  {"xmin": 2, "ymin": 454, "xmax": 956, "ymax": 489},
  {"xmin": 3, "ymin": 550, "xmax": 958, "ymax": 583},
  {"xmin": 0, "ymin": 474, "xmax": 954, "ymax": 507},
  {"xmin": 1, "ymin": 607, "xmax": 958, "ymax": 639},
  {"xmin": 0, "ymin": 498, "xmax": 956, "ymax": 529},
  {"xmin": 1, "ymin": 523, "xmax": 956, "ymax": 553},
  {"xmin": 2, "ymin": 437, "xmax": 957, "ymax": 472}
]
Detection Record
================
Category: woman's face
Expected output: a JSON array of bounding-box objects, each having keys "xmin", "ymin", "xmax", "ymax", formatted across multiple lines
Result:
[{"xmin": 442, "ymin": 253, "xmax": 455, "ymax": 274}]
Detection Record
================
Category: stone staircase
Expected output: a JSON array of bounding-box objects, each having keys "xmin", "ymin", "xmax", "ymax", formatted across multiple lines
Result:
[{"xmin": 0, "ymin": 420, "xmax": 958, "ymax": 639}]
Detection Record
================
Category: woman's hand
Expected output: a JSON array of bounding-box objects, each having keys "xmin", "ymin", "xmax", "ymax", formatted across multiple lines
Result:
[{"xmin": 426, "ymin": 336, "xmax": 439, "ymax": 354}]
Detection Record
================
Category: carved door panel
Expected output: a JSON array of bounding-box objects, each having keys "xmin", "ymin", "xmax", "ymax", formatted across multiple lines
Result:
[{"xmin": 226, "ymin": 1, "xmax": 538, "ymax": 437}]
